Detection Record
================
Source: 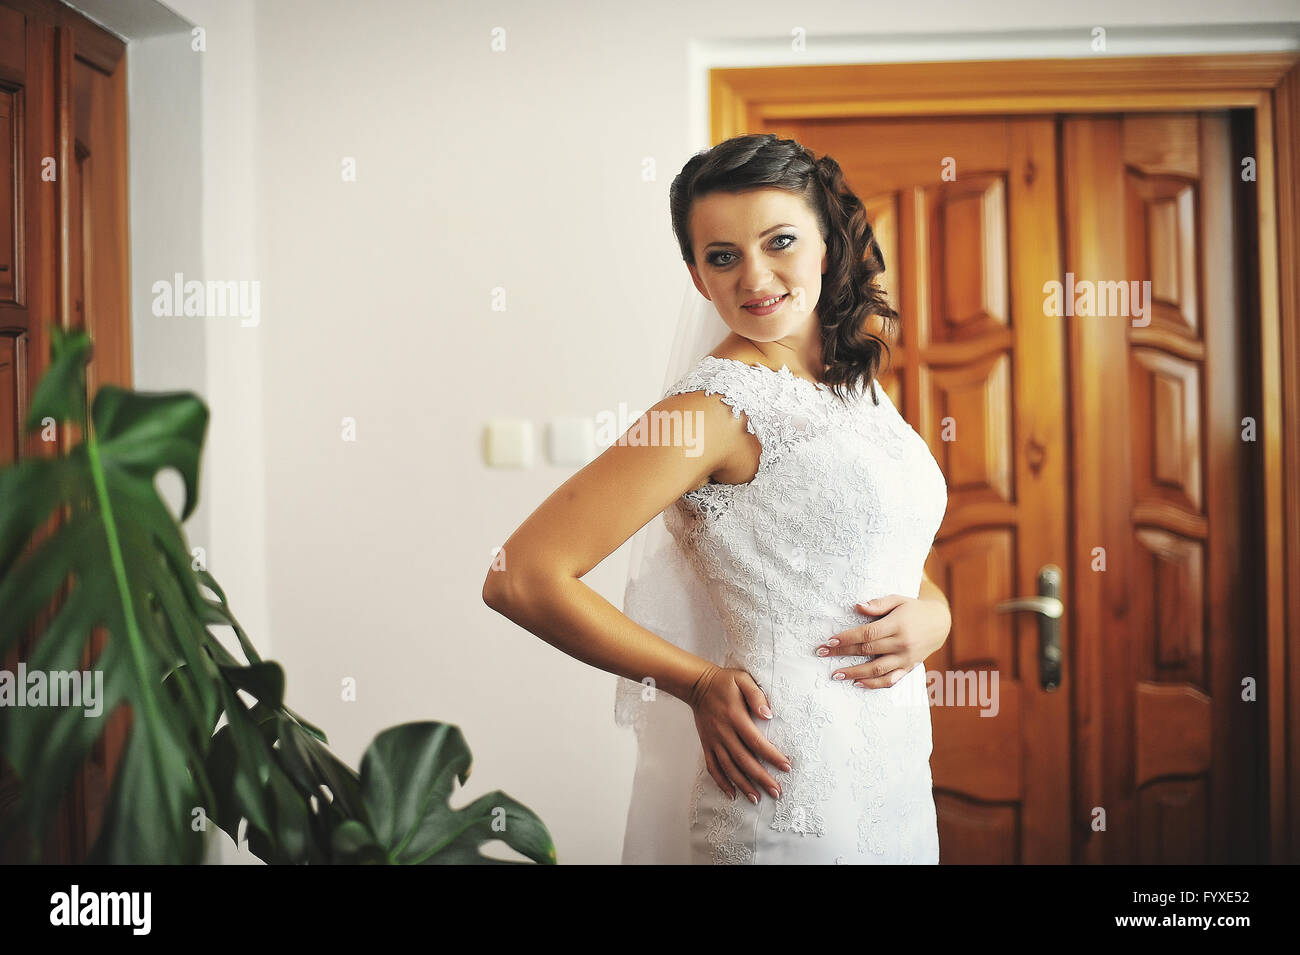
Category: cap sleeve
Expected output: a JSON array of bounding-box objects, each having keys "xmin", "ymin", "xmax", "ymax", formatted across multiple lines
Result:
[{"xmin": 664, "ymin": 356, "xmax": 805, "ymax": 476}]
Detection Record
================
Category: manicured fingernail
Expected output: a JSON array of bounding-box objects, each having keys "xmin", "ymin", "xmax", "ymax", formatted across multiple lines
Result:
[
  {"xmin": 748, "ymin": 793, "xmax": 758, "ymax": 805},
  {"xmin": 815, "ymin": 647, "xmax": 829, "ymax": 656},
  {"xmin": 769, "ymin": 786, "xmax": 780, "ymax": 800},
  {"xmin": 781, "ymin": 762, "xmax": 792, "ymax": 772},
  {"xmin": 760, "ymin": 705, "xmax": 773, "ymax": 718},
  {"xmin": 833, "ymin": 672, "xmax": 846, "ymax": 680},
  {"xmin": 828, "ymin": 638, "xmax": 839, "ymax": 646}
]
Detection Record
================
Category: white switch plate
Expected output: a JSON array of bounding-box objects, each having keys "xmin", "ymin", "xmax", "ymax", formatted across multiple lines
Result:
[
  {"xmin": 547, "ymin": 416, "xmax": 596, "ymax": 467},
  {"xmin": 484, "ymin": 419, "xmax": 534, "ymax": 468}
]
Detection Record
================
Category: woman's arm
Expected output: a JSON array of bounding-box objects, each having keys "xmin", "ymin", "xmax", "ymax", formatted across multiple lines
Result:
[
  {"xmin": 918, "ymin": 563, "xmax": 951, "ymax": 651},
  {"xmin": 486, "ymin": 568, "xmax": 713, "ymax": 706},
  {"xmin": 482, "ymin": 389, "xmax": 755, "ymax": 707}
]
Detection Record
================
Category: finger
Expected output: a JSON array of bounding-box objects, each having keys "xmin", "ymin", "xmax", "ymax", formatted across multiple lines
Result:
[
  {"xmin": 853, "ymin": 668, "xmax": 908, "ymax": 689},
  {"xmin": 730, "ymin": 673, "xmax": 792, "ymax": 770},
  {"xmin": 832, "ymin": 653, "xmax": 908, "ymax": 682},
  {"xmin": 703, "ymin": 750, "xmax": 736, "ymax": 800},
  {"xmin": 834, "ymin": 655, "xmax": 911, "ymax": 688},
  {"xmin": 723, "ymin": 728, "xmax": 783, "ymax": 801},
  {"xmin": 858, "ymin": 595, "xmax": 907, "ymax": 615},
  {"xmin": 737, "ymin": 721, "xmax": 792, "ymax": 773},
  {"xmin": 714, "ymin": 743, "xmax": 760, "ymax": 804},
  {"xmin": 734, "ymin": 670, "xmax": 774, "ymax": 721},
  {"xmin": 819, "ymin": 633, "xmax": 905, "ymax": 658},
  {"xmin": 819, "ymin": 618, "xmax": 900, "ymax": 657}
]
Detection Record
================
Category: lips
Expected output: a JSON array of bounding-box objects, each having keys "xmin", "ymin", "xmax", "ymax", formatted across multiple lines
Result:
[{"xmin": 742, "ymin": 293, "xmax": 788, "ymax": 309}]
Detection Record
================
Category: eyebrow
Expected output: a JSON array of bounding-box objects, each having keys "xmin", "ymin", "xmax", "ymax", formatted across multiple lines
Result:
[{"xmin": 704, "ymin": 223, "xmax": 797, "ymax": 249}]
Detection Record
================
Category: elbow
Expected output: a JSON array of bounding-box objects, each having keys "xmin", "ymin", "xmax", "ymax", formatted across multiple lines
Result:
[
  {"xmin": 483, "ymin": 564, "xmax": 533, "ymax": 614},
  {"xmin": 483, "ymin": 565, "xmax": 564, "ymax": 615},
  {"xmin": 482, "ymin": 568, "xmax": 511, "ymax": 612}
]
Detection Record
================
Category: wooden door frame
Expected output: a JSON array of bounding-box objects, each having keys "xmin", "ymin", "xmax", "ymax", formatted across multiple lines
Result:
[{"xmin": 710, "ymin": 53, "xmax": 1300, "ymax": 863}]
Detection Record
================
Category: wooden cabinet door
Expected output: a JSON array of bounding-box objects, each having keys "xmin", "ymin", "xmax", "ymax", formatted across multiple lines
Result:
[{"xmin": 0, "ymin": 0, "xmax": 132, "ymax": 864}]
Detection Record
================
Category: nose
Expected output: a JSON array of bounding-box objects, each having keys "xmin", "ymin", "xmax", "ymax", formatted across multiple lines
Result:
[{"xmin": 740, "ymin": 256, "xmax": 774, "ymax": 293}]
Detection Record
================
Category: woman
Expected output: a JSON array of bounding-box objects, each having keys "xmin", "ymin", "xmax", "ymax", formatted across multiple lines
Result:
[{"xmin": 483, "ymin": 133, "xmax": 951, "ymax": 864}]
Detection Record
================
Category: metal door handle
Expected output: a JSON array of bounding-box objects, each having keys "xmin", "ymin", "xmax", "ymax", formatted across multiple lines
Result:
[
  {"xmin": 995, "ymin": 595, "xmax": 1063, "ymax": 618},
  {"xmin": 994, "ymin": 564, "xmax": 1063, "ymax": 691}
]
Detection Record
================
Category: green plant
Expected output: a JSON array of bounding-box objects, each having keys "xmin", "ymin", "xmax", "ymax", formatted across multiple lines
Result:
[{"xmin": 0, "ymin": 324, "xmax": 555, "ymax": 864}]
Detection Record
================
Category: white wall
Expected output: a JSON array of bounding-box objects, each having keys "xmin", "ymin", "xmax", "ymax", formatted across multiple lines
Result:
[{"xmin": 83, "ymin": 0, "xmax": 1299, "ymax": 864}]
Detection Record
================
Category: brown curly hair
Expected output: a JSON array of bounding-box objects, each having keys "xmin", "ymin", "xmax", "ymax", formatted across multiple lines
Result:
[{"xmin": 669, "ymin": 133, "xmax": 897, "ymax": 405}]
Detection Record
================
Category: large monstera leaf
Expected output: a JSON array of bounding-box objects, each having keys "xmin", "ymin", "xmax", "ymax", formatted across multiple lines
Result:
[
  {"xmin": 0, "ymin": 324, "xmax": 217, "ymax": 862},
  {"xmin": 333, "ymin": 723, "xmax": 556, "ymax": 865}
]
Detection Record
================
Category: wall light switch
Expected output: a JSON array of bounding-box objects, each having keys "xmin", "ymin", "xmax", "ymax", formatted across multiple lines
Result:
[
  {"xmin": 484, "ymin": 419, "xmax": 534, "ymax": 468},
  {"xmin": 547, "ymin": 416, "xmax": 596, "ymax": 467}
]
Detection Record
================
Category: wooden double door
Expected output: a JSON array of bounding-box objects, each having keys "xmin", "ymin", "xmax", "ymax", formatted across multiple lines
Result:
[{"xmin": 771, "ymin": 112, "xmax": 1262, "ymax": 863}]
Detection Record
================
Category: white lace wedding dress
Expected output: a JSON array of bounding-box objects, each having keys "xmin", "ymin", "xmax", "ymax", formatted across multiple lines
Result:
[{"xmin": 632, "ymin": 355, "xmax": 948, "ymax": 865}]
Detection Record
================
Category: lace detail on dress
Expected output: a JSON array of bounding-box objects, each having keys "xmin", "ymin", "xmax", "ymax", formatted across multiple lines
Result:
[
  {"xmin": 689, "ymin": 765, "xmax": 753, "ymax": 865},
  {"xmin": 705, "ymin": 800, "xmax": 753, "ymax": 865},
  {"xmin": 849, "ymin": 665, "xmax": 935, "ymax": 859},
  {"xmin": 767, "ymin": 674, "xmax": 838, "ymax": 836},
  {"xmin": 688, "ymin": 771, "xmax": 706, "ymax": 827},
  {"xmin": 851, "ymin": 689, "xmax": 893, "ymax": 856}
]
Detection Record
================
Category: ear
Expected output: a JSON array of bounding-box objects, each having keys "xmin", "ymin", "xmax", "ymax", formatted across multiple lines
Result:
[{"xmin": 687, "ymin": 264, "xmax": 710, "ymax": 301}]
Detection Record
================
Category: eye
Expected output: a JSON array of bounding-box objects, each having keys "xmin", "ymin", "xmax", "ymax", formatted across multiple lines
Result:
[{"xmin": 706, "ymin": 234, "xmax": 797, "ymax": 268}]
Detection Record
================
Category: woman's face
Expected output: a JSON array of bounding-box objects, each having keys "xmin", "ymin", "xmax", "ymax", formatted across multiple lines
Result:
[{"xmin": 686, "ymin": 187, "xmax": 828, "ymax": 344}]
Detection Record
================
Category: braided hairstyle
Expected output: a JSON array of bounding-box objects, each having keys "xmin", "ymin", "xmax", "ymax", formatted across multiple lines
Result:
[{"xmin": 669, "ymin": 133, "xmax": 897, "ymax": 405}]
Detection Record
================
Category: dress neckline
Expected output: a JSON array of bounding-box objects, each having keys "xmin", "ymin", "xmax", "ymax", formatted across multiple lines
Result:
[
  {"xmin": 701, "ymin": 354, "xmax": 832, "ymax": 391},
  {"xmin": 700, "ymin": 354, "xmax": 881, "ymax": 405}
]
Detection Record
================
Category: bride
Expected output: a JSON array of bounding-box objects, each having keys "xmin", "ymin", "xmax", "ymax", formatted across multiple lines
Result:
[{"xmin": 483, "ymin": 133, "xmax": 951, "ymax": 864}]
